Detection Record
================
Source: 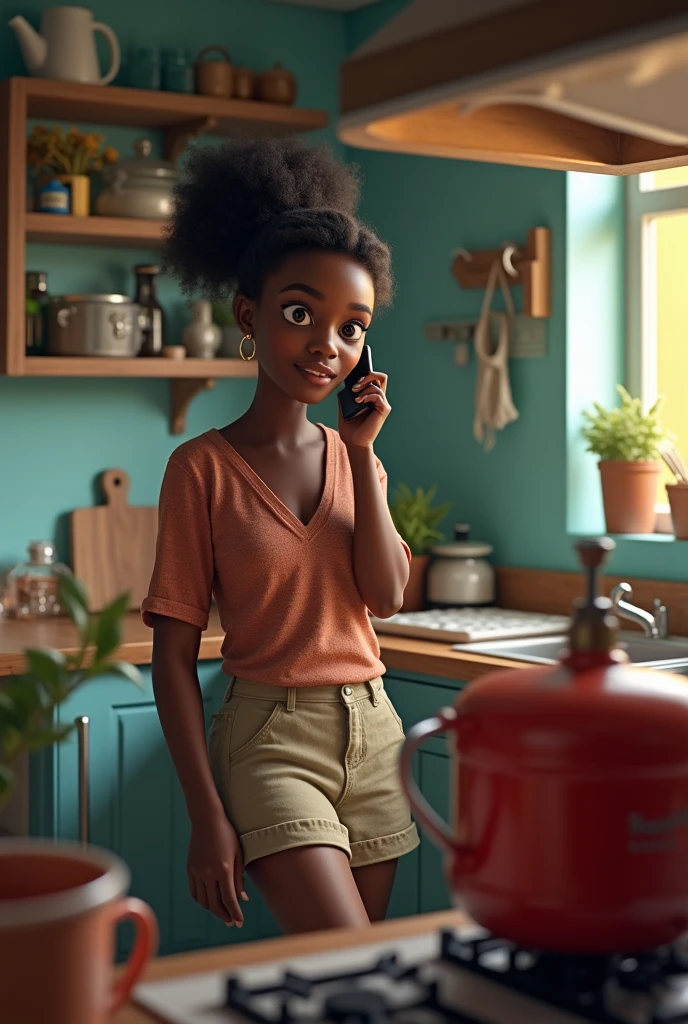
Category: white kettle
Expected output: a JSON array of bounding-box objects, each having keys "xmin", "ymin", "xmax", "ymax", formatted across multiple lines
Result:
[
  {"xmin": 9, "ymin": 7, "xmax": 120, "ymax": 85},
  {"xmin": 426, "ymin": 524, "xmax": 495, "ymax": 607}
]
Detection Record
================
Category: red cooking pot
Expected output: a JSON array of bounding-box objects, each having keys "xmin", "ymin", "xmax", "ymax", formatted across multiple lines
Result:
[{"xmin": 401, "ymin": 539, "xmax": 688, "ymax": 954}]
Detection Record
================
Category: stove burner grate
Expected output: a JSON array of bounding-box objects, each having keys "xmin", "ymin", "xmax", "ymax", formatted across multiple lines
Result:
[{"xmin": 223, "ymin": 932, "xmax": 688, "ymax": 1024}]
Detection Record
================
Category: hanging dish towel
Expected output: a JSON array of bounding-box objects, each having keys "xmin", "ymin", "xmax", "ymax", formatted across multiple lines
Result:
[{"xmin": 473, "ymin": 258, "xmax": 519, "ymax": 451}]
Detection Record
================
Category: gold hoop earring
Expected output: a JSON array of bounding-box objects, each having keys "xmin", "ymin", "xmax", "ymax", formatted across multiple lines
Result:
[{"xmin": 239, "ymin": 334, "xmax": 256, "ymax": 361}]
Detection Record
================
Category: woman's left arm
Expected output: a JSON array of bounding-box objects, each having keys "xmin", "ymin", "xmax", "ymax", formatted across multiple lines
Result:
[{"xmin": 339, "ymin": 371, "xmax": 410, "ymax": 619}]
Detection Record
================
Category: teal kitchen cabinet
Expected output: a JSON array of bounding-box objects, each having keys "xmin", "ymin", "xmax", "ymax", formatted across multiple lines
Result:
[
  {"xmin": 30, "ymin": 661, "xmax": 278, "ymax": 955},
  {"xmin": 385, "ymin": 671, "xmax": 463, "ymax": 918}
]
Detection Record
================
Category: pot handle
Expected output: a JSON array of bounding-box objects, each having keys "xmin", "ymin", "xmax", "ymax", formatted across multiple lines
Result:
[
  {"xmin": 400, "ymin": 707, "xmax": 464, "ymax": 854},
  {"xmin": 195, "ymin": 45, "xmax": 231, "ymax": 64},
  {"xmin": 108, "ymin": 897, "xmax": 158, "ymax": 1012}
]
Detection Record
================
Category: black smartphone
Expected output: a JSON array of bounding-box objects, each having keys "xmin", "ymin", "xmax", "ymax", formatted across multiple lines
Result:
[{"xmin": 338, "ymin": 344, "xmax": 374, "ymax": 421}]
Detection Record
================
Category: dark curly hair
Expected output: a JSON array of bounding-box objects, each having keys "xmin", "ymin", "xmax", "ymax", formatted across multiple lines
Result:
[{"xmin": 162, "ymin": 137, "xmax": 394, "ymax": 306}]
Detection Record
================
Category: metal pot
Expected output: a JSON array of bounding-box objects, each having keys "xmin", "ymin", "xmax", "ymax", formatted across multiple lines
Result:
[
  {"xmin": 95, "ymin": 139, "xmax": 177, "ymax": 220},
  {"xmin": 48, "ymin": 295, "xmax": 143, "ymax": 357}
]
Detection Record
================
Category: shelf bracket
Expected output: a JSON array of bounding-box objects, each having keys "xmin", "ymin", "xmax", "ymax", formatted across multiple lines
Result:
[
  {"xmin": 163, "ymin": 117, "xmax": 218, "ymax": 164},
  {"xmin": 170, "ymin": 378, "xmax": 216, "ymax": 435}
]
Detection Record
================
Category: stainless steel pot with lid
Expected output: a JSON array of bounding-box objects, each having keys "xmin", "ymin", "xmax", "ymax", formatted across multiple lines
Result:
[
  {"xmin": 47, "ymin": 294, "xmax": 143, "ymax": 357},
  {"xmin": 95, "ymin": 139, "xmax": 178, "ymax": 220}
]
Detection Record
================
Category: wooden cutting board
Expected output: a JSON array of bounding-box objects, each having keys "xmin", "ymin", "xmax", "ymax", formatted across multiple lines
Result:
[{"xmin": 70, "ymin": 469, "xmax": 158, "ymax": 612}]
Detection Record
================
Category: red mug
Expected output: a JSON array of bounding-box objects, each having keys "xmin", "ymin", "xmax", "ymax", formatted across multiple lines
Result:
[{"xmin": 0, "ymin": 839, "xmax": 158, "ymax": 1024}]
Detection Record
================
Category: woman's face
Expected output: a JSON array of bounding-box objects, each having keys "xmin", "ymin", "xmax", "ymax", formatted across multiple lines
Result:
[{"xmin": 234, "ymin": 251, "xmax": 375, "ymax": 405}]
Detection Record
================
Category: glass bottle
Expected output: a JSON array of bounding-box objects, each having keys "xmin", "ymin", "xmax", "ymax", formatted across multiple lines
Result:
[
  {"xmin": 134, "ymin": 265, "xmax": 166, "ymax": 356},
  {"xmin": 7, "ymin": 541, "xmax": 72, "ymax": 619},
  {"xmin": 25, "ymin": 271, "xmax": 48, "ymax": 354}
]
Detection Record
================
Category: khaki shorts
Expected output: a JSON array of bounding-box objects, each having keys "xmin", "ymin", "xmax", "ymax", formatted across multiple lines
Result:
[{"xmin": 208, "ymin": 676, "xmax": 419, "ymax": 868}]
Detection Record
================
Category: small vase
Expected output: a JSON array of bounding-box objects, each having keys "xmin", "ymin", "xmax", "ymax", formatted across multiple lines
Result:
[
  {"xmin": 59, "ymin": 174, "xmax": 90, "ymax": 217},
  {"xmin": 401, "ymin": 554, "xmax": 429, "ymax": 612},
  {"xmin": 599, "ymin": 460, "xmax": 661, "ymax": 534},
  {"xmin": 182, "ymin": 301, "xmax": 221, "ymax": 359}
]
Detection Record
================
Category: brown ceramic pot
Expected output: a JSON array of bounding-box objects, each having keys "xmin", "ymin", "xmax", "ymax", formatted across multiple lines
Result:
[
  {"xmin": 599, "ymin": 460, "xmax": 661, "ymax": 534},
  {"xmin": 667, "ymin": 483, "xmax": 688, "ymax": 540},
  {"xmin": 195, "ymin": 45, "xmax": 233, "ymax": 98},
  {"xmin": 233, "ymin": 66, "xmax": 256, "ymax": 100},
  {"xmin": 401, "ymin": 554, "xmax": 429, "ymax": 612},
  {"xmin": 257, "ymin": 62, "xmax": 297, "ymax": 105},
  {"xmin": 0, "ymin": 839, "xmax": 158, "ymax": 1024}
]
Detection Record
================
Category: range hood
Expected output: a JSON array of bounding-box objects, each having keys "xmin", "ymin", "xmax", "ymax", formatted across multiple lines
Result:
[{"xmin": 338, "ymin": 0, "xmax": 688, "ymax": 174}]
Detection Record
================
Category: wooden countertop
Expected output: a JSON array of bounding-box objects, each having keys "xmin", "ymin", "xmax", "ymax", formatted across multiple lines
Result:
[
  {"xmin": 0, "ymin": 608, "xmax": 521, "ymax": 681},
  {"xmin": 114, "ymin": 910, "xmax": 467, "ymax": 1024}
]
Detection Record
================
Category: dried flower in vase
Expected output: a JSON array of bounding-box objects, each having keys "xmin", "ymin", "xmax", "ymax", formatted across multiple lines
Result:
[{"xmin": 27, "ymin": 124, "xmax": 119, "ymax": 176}]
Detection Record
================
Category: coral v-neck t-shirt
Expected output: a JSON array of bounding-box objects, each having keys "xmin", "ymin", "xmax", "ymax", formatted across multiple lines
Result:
[{"xmin": 142, "ymin": 426, "xmax": 410, "ymax": 686}]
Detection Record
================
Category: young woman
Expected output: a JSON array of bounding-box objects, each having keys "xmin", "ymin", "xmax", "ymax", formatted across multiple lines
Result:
[{"xmin": 143, "ymin": 138, "xmax": 419, "ymax": 936}]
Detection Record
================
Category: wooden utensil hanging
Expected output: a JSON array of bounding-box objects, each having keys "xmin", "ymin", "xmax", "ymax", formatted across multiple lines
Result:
[{"xmin": 452, "ymin": 227, "xmax": 551, "ymax": 318}]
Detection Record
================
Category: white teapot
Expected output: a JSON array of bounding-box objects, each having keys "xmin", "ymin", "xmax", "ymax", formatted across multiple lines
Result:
[{"xmin": 9, "ymin": 6, "xmax": 120, "ymax": 85}]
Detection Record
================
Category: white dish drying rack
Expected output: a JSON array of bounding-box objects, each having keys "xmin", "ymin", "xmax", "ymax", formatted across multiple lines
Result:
[{"xmin": 370, "ymin": 607, "xmax": 570, "ymax": 645}]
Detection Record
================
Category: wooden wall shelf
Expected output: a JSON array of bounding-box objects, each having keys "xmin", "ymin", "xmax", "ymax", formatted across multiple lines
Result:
[
  {"xmin": 25, "ymin": 213, "xmax": 166, "ymax": 247},
  {"xmin": 0, "ymin": 77, "xmax": 327, "ymax": 430},
  {"xmin": 23, "ymin": 357, "xmax": 259, "ymax": 379}
]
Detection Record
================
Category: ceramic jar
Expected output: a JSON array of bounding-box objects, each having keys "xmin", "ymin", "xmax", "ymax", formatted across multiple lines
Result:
[
  {"xmin": 426, "ymin": 524, "xmax": 495, "ymax": 607},
  {"xmin": 233, "ymin": 66, "xmax": 256, "ymax": 100},
  {"xmin": 195, "ymin": 45, "xmax": 232, "ymax": 98},
  {"xmin": 257, "ymin": 62, "xmax": 297, "ymax": 105},
  {"xmin": 182, "ymin": 301, "xmax": 221, "ymax": 359}
]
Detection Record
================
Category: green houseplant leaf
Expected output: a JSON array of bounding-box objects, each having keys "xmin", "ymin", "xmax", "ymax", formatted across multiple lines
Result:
[
  {"xmin": 0, "ymin": 575, "xmax": 142, "ymax": 810},
  {"xmin": 389, "ymin": 484, "xmax": 451, "ymax": 556},
  {"xmin": 581, "ymin": 385, "xmax": 671, "ymax": 462}
]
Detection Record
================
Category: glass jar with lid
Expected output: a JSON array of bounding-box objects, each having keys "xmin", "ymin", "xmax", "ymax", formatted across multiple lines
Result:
[{"xmin": 7, "ymin": 541, "xmax": 72, "ymax": 619}]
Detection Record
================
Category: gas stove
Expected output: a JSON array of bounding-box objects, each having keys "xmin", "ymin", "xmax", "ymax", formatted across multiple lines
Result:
[{"xmin": 134, "ymin": 926, "xmax": 688, "ymax": 1024}]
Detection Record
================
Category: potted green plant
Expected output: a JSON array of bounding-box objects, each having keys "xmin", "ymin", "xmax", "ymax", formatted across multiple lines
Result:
[
  {"xmin": 390, "ymin": 483, "xmax": 451, "ymax": 611},
  {"xmin": 0, "ymin": 577, "xmax": 157, "ymax": 1024},
  {"xmin": 582, "ymin": 385, "xmax": 669, "ymax": 534}
]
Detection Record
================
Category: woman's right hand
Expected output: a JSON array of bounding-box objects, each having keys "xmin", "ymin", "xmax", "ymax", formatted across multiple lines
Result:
[{"xmin": 187, "ymin": 810, "xmax": 248, "ymax": 926}]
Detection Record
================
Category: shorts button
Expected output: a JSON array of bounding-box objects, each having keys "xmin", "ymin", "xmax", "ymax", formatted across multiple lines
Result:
[{"xmin": 343, "ymin": 686, "xmax": 353, "ymax": 696}]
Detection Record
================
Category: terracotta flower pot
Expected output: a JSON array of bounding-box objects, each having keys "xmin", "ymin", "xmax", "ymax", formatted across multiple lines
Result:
[
  {"xmin": 667, "ymin": 483, "xmax": 688, "ymax": 540},
  {"xmin": 401, "ymin": 554, "xmax": 429, "ymax": 612},
  {"xmin": 599, "ymin": 460, "xmax": 661, "ymax": 534},
  {"xmin": 0, "ymin": 838, "xmax": 158, "ymax": 1024}
]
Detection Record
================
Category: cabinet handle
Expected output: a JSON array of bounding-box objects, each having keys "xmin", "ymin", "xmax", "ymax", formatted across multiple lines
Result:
[{"xmin": 75, "ymin": 715, "xmax": 90, "ymax": 845}]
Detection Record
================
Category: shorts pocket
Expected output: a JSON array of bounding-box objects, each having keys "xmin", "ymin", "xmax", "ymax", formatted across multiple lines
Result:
[
  {"xmin": 229, "ymin": 698, "xmax": 283, "ymax": 763},
  {"xmin": 382, "ymin": 692, "xmax": 405, "ymax": 736}
]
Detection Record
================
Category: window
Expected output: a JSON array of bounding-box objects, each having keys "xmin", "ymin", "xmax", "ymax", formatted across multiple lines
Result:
[{"xmin": 628, "ymin": 167, "xmax": 688, "ymax": 505}]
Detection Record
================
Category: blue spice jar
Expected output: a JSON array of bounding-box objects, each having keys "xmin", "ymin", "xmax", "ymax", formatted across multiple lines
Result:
[
  {"xmin": 38, "ymin": 178, "xmax": 70, "ymax": 215},
  {"xmin": 129, "ymin": 47, "xmax": 161, "ymax": 90}
]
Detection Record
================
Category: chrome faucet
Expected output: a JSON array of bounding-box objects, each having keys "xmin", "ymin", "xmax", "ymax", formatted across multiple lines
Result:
[{"xmin": 610, "ymin": 583, "xmax": 668, "ymax": 639}]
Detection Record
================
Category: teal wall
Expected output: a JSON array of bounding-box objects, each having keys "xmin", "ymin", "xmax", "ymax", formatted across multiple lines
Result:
[
  {"xmin": 0, "ymin": 0, "xmax": 345, "ymax": 573},
  {"xmin": 2, "ymin": 0, "xmax": 686, "ymax": 586}
]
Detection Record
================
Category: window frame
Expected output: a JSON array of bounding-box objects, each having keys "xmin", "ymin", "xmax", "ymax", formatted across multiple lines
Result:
[{"xmin": 626, "ymin": 175, "xmax": 688, "ymax": 406}]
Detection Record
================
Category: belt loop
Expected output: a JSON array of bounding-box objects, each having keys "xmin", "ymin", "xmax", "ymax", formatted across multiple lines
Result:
[
  {"xmin": 286, "ymin": 687, "xmax": 297, "ymax": 712},
  {"xmin": 223, "ymin": 677, "xmax": 236, "ymax": 703},
  {"xmin": 367, "ymin": 680, "xmax": 379, "ymax": 706}
]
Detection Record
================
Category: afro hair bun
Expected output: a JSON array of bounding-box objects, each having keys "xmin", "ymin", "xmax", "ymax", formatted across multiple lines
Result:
[{"xmin": 162, "ymin": 137, "xmax": 393, "ymax": 305}]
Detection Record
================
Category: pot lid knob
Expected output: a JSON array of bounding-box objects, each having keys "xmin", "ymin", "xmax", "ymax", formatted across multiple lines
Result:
[{"xmin": 569, "ymin": 537, "xmax": 619, "ymax": 656}]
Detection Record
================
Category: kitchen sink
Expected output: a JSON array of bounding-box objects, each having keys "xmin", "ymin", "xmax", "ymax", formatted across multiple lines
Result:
[{"xmin": 452, "ymin": 632, "xmax": 688, "ymax": 672}]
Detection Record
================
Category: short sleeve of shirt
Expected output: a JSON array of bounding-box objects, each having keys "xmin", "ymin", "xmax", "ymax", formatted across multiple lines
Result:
[
  {"xmin": 141, "ymin": 457, "xmax": 214, "ymax": 630},
  {"xmin": 375, "ymin": 456, "xmax": 412, "ymax": 563}
]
